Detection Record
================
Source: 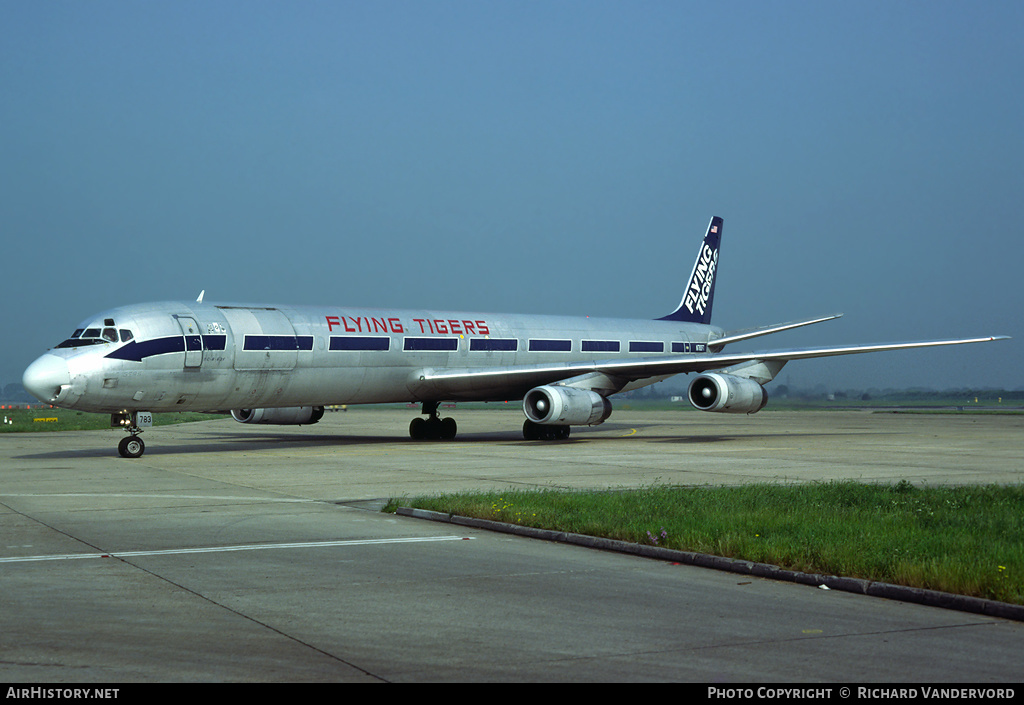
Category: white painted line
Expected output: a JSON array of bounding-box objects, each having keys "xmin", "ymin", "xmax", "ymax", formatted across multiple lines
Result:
[
  {"xmin": 0, "ymin": 535, "xmax": 473, "ymax": 565},
  {"xmin": 0, "ymin": 493, "xmax": 317, "ymax": 503}
]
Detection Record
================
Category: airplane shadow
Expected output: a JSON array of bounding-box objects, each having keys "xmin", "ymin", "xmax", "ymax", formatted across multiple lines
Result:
[{"xmin": 14, "ymin": 425, "xmax": 897, "ymax": 460}]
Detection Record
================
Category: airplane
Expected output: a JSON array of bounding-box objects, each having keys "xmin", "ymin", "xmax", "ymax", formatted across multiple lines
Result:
[{"xmin": 22, "ymin": 216, "xmax": 1008, "ymax": 458}]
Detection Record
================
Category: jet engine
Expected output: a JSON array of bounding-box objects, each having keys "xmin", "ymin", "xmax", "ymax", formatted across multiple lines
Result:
[
  {"xmin": 523, "ymin": 385, "xmax": 612, "ymax": 426},
  {"xmin": 231, "ymin": 406, "xmax": 325, "ymax": 425},
  {"xmin": 687, "ymin": 373, "xmax": 768, "ymax": 414}
]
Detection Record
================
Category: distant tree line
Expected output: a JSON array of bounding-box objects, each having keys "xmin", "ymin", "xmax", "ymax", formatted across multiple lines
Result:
[{"xmin": 2, "ymin": 384, "xmax": 33, "ymax": 403}]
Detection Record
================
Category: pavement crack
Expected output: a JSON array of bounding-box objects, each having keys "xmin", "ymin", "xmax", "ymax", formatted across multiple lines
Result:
[{"xmin": 108, "ymin": 554, "xmax": 392, "ymax": 683}]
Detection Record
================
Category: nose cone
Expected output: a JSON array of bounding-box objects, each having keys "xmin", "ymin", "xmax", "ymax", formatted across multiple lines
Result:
[{"xmin": 23, "ymin": 355, "xmax": 71, "ymax": 404}]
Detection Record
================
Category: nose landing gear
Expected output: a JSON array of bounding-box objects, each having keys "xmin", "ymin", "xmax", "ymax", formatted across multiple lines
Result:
[
  {"xmin": 112, "ymin": 411, "xmax": 152, "ymax": 458},
  {"xmin": 118, "ymin": 434, "xmax": 145, "ymax": 458}
]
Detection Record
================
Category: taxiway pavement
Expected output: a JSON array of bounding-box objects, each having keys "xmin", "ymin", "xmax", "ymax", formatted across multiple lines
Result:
[{"xmin": 1, "ymin": 408, "xmax": 1022, "ymax": 681}]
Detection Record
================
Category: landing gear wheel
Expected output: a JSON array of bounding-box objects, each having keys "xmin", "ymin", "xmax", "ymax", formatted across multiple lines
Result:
[
  {"xmin": 410, "ymin": 415, "xmax": 458, "ymax": 440},
  {"xmin": 410, "ymin": 417, "xmax": 427, "ymax": 439},
  {"xmin": 523, "ymin": 420, "xmax": 570, "ymax": 441},
  {"xmin": 439, "ymin": 417, "xmax": 457, "ymax": 440},
  {"xmin": 118, "ymin": 435, "xmax": 145, "ymax": 458}
]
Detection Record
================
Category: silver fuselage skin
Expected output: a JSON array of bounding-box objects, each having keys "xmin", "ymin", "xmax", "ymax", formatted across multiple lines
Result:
[{"xmin": 26, "ymin": 301, "xmax": 723, "ymax": 414}]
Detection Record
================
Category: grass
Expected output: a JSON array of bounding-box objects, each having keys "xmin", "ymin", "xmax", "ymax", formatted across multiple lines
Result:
[
  {"xmin": 387, "ymin": 481, "xmax": 1024, "ymax": 605},
  {"xmin": 0, "ymin": 407, "xmax": 228, "ymax": 432}
]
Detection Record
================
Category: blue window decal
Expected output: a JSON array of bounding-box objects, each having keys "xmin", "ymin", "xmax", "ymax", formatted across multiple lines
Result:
[
  {"xmin": 470, "ymin": 338, "xmax": 518, "ymax": 352},
  {"xmin": 404, "ymin": 337, "xmax": 459, "ymax": 351},
  {"xmin": 202, "ymin": 335, "xmax": 227, "ymax": 351},
  {"xmin": 244, "ymin": 335, "xmax": 314, "ymax": 351},
  {"xmin": 629, "ymin": 341, "xmax": 664, "ymax": 353},
  {"xmin": 331, "ymin": 336, "xmax": 390, "ymax": 351},
  {"xmin": 582, "ymin": 340, "xmax": 620, "ymax": 353},
  {"xmin": 529, "ymin": 339, "xmax": 572, "ymax": 352}
]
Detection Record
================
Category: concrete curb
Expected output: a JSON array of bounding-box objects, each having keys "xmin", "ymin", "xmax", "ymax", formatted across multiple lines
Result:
[{"xmin": 396, "ymin": 506, "xmax": 1024, "ymax": 623}]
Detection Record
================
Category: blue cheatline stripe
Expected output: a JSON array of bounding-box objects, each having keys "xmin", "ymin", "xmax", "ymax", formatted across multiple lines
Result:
[
  {"xmin": 106, "ymin": 335, "xmax": 184, "ymax": 362},
  {"xmin": 529, "ymin": 339, "xmax": 572, "ymax": 352},
  {"xmin": 671, "ymin": 342, "xmax": 707, "ymax": 353},
  {"xmin": 202, "ymin": 335, "xmax": 226, "ymax": 350},
  {"xmin": 629, "ymin": 341, "xmax": 664, "ymax": 353},
  {"xmin": 330, "ymin": 336, "xmax": 390, "ymax": 351},
  {"xmin": 243, "ymin": 335, "xmax": 314, "ymax": 351},
  {"xmin": 469, "ymin": 338, "xmax": 518, "ymax": 352},
  {"xmin": 582, "ymin": 340, "xmax": 620, "ymax": 353},
  {"xmin": 404, "ymin": 337, "xmax": 459, "ymax": 351}
]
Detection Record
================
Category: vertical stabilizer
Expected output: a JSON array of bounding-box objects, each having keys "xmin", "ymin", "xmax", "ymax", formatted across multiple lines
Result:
[{"xmin": 658, "ymin": 216, "xmax": 723, "ymax": 324}]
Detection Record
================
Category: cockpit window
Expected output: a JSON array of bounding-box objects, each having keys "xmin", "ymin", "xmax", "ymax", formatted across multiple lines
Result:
[{"xmin": 55, "ymin": 325, "xmax": 134, "ymax": 348}]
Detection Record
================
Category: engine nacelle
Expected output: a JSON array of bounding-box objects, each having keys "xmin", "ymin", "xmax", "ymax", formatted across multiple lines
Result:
[
  {"xmin": 523, "ymin": 385, "xmax": 612, "ymax": 426},
  {"xmin": 688, "ymin": 373, "xmax": 768, "ymax": 414},
  {"xmin": 231, "ymin": 406, "xmax": 325, "ymax": 425}
]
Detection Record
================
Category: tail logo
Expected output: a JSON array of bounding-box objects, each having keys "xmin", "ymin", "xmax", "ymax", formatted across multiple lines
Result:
[{"xmin": 683, "ymin": 243, "xmax": 718, "ymax": 318}]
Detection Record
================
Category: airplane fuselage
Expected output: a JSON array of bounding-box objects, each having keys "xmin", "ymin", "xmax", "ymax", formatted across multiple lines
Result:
[{"xmin": 33, "ymin": 301, "xmax": 723, "ymax": 415}]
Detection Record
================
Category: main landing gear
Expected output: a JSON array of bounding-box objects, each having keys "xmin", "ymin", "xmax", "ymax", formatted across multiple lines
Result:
[
  {"xmin": 112, "ymin": 410, "xmax": 150, "ymax": 458},
  {"xmin": 409, "ymin": 401, "xmax": 458, "ymax": 440},
  {"xmin": 407, "ymin": 402, "xmax": 571, "ymax": 441},
  {"xmin": 522, "ymin": 419, "xmax": 570, "ymax": 441}
]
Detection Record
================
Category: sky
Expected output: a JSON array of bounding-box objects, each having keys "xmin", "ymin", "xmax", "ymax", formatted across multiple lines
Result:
[{"xmin": 2, "ymin": 1, "xmax": 1021, "ymax": 392}]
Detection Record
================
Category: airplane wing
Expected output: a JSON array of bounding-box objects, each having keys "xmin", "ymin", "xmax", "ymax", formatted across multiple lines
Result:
[
  {"xmin": 411, "ymin": 335, "xmax": 1009, "ymax": 401},
  {"xmin": 710, "ymin": 313, "xmax": 844, "ymax": 349}
]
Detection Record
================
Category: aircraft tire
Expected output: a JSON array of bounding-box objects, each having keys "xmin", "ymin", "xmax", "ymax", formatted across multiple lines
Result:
[
  {"xmin": 440, "ymin": 417, "xmax": 457, "ymax": 440},
  {"xmin": 523, "ymin": 420, "xmax": 539, "ymax": 440},
  {"xmin": 410, "ymin": 417, "xmax": 457, "ymax": 441},
  {"xmin": 118, "ymin": 436, "xmax": 145, "ymax": 458},
  {"xmin": 523, "ymin": 420, "xmax": 569, "ymax": 441},
  {"xmin": 409, "ymin": 417, "xmax": 427, "ymax": 440}
]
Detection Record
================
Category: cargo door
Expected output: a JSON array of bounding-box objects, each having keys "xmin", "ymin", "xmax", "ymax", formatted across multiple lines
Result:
[{"xmin": 220, "ymin": 307, "xmax": 301, "ymax": 371}]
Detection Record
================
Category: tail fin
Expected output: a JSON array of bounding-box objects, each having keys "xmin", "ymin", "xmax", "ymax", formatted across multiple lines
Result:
[{"xmin": 658, "ymin": 216, "xmax": 723, "ymax": 324}]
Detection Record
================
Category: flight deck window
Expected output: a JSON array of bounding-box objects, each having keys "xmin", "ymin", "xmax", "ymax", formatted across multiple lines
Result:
[
  {"xmin": 120, "ymin": 329, "xmax": 134, "ymax": 343},
  {"xmin": 56, "ymin": 328, "xmax": 107, "ymax": 348},
  {"xmin": 102, "ymin": 328, "xmax": 117, "ymax": 342}
]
